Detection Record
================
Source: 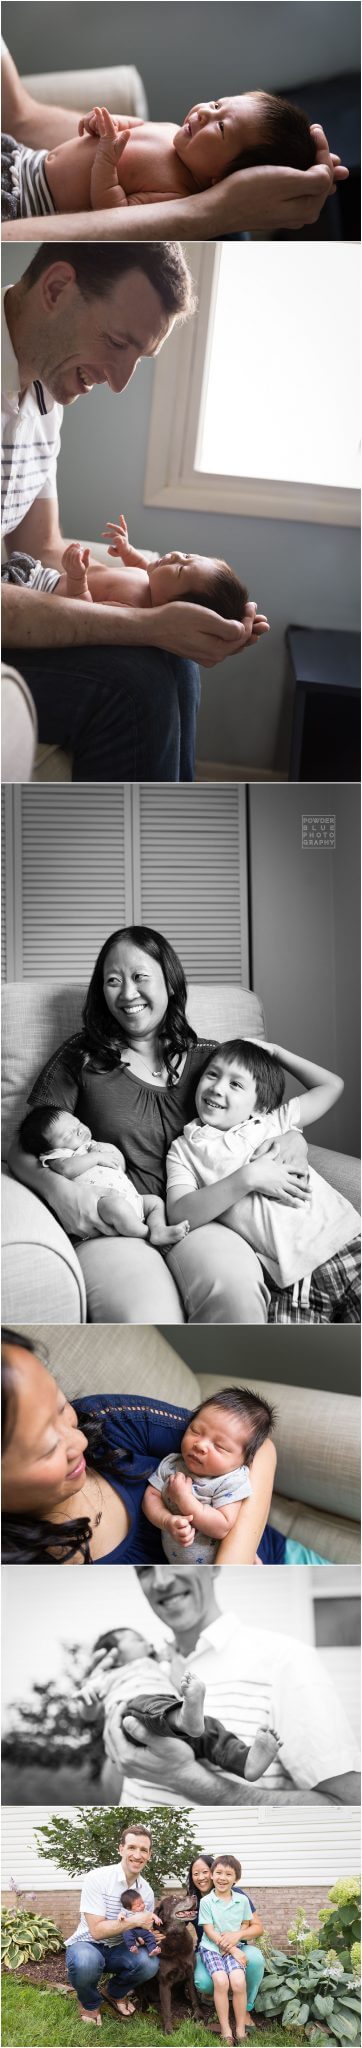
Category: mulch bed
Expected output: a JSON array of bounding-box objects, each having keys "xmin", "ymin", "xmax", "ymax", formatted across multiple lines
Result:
[{"xmin": 2, "ymin": 1952, "xmax": 69, "ymax": 1990}]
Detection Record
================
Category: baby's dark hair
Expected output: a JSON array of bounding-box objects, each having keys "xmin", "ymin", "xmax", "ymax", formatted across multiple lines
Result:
[
  {"xmin": 121, "ymin": 1888, "xmax": 140, "ymax": 1909},
  {"xmin": 202, "ymin": 1038, "xmax": 285, "ymax": 1114},
  {"xmin": 187, "ymin": 1387, "xmax": 275, "ymax": 1464},
  {"xmin": 93, "ymin": 1628, "xmax": 144, "ymax": 1657},
  {"xmin": 212, "ymin": 1855, "xmax": 242, "ymax": 1882},
  {"xmin": 231, "ymin": 92, "xmax": 317, "ymax": 173},
  {"xmin": 178, "ymin": 561, "xmax": 248, "ymax": 621},
  {"xmin": 19, "ymin": 1105, "xmax": 65, "ymax": 1156}
]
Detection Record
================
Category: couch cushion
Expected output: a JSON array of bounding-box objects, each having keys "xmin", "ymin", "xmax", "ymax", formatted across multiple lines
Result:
[
  {"xmin": 197, "ymin": 1374, "xmax": 360, "ymax": 1522},
  {"xmin": 1, "ymin": 981, "xmax": 265, "ymax": 1160},
  {"xmin": 15, "ymin": 1324, "xmax": 200, "ymax": 1406}
]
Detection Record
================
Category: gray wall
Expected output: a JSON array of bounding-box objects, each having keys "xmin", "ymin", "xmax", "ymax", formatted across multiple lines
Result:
[
  {"xmin": 159, "ymin": 1324, "xmax": 361, "ymax": 1396},
  {"xmin": 3, "ymin": 247, "xmax": 359, "ymax": 772},
  {"xmin": 3, "ymin": 3, "xmax": 360, "ymax": 114},
  {"xmin": 248, "ymin": 782, "xmax": 361, "ymax": 1153}
]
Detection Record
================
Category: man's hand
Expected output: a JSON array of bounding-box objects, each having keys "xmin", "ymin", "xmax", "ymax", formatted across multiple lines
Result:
[
  {"xmin": 311, "ymin": 122, "xmax": 349, "ymax": 194},
  {"xmin": 148, "ymin": 599, "xmax": 268, "ymax": 668},
  {"xmin": 209, "ymin": 147, "xmax": 348, "ymax": 235}
]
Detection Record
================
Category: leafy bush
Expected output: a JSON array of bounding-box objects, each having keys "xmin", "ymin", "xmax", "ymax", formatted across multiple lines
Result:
[
  {"xmin": 1, "ymin": 1908, "xmax": 63, "ymax": 1973},
  {"xmin": 318, "ymin": 1879, "xmax": 361, "ymax": 1973},
  {"xmin": 35, "ymin": 1806, "xmax": 201, "ymax": 1894},
  {"xmin": 255, "ymin": 1945, "xmax": 361, "ymax": 2041}
]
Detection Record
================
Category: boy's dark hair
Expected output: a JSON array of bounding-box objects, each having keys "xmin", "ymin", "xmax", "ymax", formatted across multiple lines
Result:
[
  {"xmin": 212, "ymin": 1855, "xmax": 242, "ymax": 1882},
  {"xmin": 188, "ymin": 1387, "xmax": 275, "ymax": 1464},
  {"xmin": 19, "ymin": 1105, "xmax": 63, "ymax": 1155},
  {"xmin": 202, "ymin": 1038, "xmax": 285, "ymax": 1114},
  {"xmin": 120, "ymin": 1888, "xmax": 139, "ymax": 1909},
  {"xmin": 178, "ymin": 562, "xmax": 248, "ymax": 622},
  {"xmin": 231, "ymin": 93, "xmax": 317, "ymax": 173},
  {"xmin": 22, "ymin": 242, "xmax": 195, "ymax": 320}
]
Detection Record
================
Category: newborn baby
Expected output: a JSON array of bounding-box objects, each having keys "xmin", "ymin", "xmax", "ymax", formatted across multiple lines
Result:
[
  {"xmin": 81, "ymin": 1629, "xmax": 281, "ymax": 1785},
  {"xmin": 19, "ymin": 1104, "xmax": 189, "ymax": 1251},
  {"xmin": 2, "ymin": 92, "xmax": 316, "ymax": 219},
  {"xmin": 143, "ymin": 1387, "xmax": 274, "ymax": 1561},
  {"xmin": 4, "ymin": 519, "xmax": 249, "ymax": 623}
]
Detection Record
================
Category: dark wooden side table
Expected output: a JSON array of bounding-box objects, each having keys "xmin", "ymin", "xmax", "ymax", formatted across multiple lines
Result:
[{"xmin": 287, "ymin": 627, "xmax": 361, "ymax": 781}]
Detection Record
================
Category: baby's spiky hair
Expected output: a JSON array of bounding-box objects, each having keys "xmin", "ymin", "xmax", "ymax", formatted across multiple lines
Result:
[
  {"xmin": 232, "ymin": 92, "xmax": 317, "ymax": 173},
  {"xmin": 179, "ymin": 561, "xmax": 248, "ymax": 620}
]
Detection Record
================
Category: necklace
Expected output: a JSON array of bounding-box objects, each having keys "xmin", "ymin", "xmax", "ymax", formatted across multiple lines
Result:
[{"xmin": 121, "ymin": 1047, "xmax": 166, "ymax": 1082}]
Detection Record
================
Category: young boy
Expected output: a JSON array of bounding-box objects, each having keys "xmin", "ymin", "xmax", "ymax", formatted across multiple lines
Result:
[
  {"xmin": 166, "ymin": 1038, "xmax": 361, "ymax": 1322},
  {"xmin": 3, "ymin": 525, "xmax": 250, "ymax": 627},
  {"xmin": 142, "ymin": 1386, "xmax": 274, "ymax": 1561},
  {"xmin": 2, "ymin": 91, "xmax": 316, "ymax": 220},
  {"xmin": 198, "ymin": 1855, "xmax": 253, "ymax": 2042},
  {"xmin": 18, "ymin": 1104, "xmax": 189, "ymax": 1252}
]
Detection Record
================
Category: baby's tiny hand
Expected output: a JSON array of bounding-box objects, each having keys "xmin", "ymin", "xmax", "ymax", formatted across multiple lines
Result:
[
  {"xmin": 167, "ymin": 1515, "xmax": 195, "ymax": 1547},
  {"xmin": 102, "ymin": 515, "xmax": 130, "ymax": 559},
  {"xmin": 165, "ymin": 1471, "xmax": 193, "ymax": 1508}
]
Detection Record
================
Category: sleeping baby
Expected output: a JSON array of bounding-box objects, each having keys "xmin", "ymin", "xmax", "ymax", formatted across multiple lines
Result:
[
  {"xmin": 19, "ymin": 1105, "xmax": 189, "ymax": 1251},
  {"xmin": 2, "ymin": 92, "xmax": 317, "ymax": 221},
  {"xmin": 3, "ymin": 517, "xmax": 250, "ymax": 624}
]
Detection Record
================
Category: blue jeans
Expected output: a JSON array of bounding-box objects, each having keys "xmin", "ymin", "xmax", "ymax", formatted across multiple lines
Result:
[
  {"xmin": 66, "ymin": 1936, "xmax": 159, "ymax": 2012},
  {"xmin": 5, "ymin": 643, "xmax": 200, "ymax": 781},
  {"xmin": 194, "ymin": 1943, "xmax": 265, "ymax": 2011}
]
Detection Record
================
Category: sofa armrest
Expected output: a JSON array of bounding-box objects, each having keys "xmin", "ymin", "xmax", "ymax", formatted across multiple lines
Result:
[
  {"xmin": 22, "ymin": 65, "xmax": 148, "ymax": 117},
  {"xmin": 308, "ymin": 1141, "xmax": 361, "ymax": 1208},
  {"xmin": 2, "ymin": 1172, "xmax": 86, "ymax": 1323}
]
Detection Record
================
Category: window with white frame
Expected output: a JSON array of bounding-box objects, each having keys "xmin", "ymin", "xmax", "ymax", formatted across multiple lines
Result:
[{"xmin": 144, "ymin": 243, "xmax": 360, "ymax": 526}]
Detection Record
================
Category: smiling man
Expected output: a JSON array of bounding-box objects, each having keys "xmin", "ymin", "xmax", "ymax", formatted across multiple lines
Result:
[
  {"xmin": 2, "ymin": 242, "xmax": 254, "ymax": 780},
  {"xmin": 65, "ymin": 1822, "xmax": 159, "ymax": 2025},
  {"xmin": 103, "ymin": 1565, "xmax": 360, "ymax": 1810}
]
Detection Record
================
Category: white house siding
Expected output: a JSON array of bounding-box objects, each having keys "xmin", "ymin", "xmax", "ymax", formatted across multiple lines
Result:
[{"xmin": 1, "ymin": 1808, "xmax": 360, "ymax": 1894}]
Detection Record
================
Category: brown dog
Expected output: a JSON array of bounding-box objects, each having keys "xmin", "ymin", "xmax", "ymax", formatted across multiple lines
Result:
[{"xmin": 154, "ymin": 1890, "xmax": 205, "ymax": 2035}]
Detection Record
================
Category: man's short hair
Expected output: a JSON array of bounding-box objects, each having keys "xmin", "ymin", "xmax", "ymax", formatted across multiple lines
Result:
[
  {"xmin": 212, "ymin": 1855, "xmax": 242, "ymax": 1882},
  {"xmin": 22, "ymin": 243, "xmax": 195, "ymax": 321},
  {"xmin": 119, "ymin": 1824, "xmax": 153, "ymax": 1848}
]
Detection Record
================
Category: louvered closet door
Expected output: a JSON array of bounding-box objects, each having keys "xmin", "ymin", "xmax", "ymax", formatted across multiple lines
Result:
[
  {"xmin": 134, "ymin": 786, "xmax": 250, "ymax": 984},
  {"xmin": 9, "ymin": 786, "xmax": 131, "ymax": 980}
]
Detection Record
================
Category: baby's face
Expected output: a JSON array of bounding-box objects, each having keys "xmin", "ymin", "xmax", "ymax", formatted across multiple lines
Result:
[
  {"xmin": 173, "ymin": 94, "xmax": 266, "ymax": 184},
  {"xmin": 148, "ymin": 552, "xmax": 219, "ymax": 608},
  {"xmin": 117, "ymin": 1631, "xmax": 152, "ymax": 1665},
  {"xmin": 49, "ymin": 1113, "xmax": 92, "ymax": 1153},
  {"xmin": 195, "ymin": 1055, "xmax": 258, "ymax": 1129},
  {"xmin": 181, "ymin": 1403, "xmax": 245, "ymax": 1478}
]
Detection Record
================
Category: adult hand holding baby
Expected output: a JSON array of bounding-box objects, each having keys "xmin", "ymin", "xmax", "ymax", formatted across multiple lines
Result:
[{"xmin": 146, "ymin": 599, "xmax": 268, "ymax": 669}]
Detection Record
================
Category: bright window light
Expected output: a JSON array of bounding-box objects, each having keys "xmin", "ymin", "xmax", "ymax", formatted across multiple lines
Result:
[{"xmin": 197, "ymin": 245, "xmax": 360, "ymax": 491}]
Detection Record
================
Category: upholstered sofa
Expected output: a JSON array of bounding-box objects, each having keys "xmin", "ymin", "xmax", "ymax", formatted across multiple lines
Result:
[
  {"xmin": 3, "ymin": 977, "xmax": 360, "ymax": 1322},
  {"xmin": 15, "ymin": 1321, "xmax": 361, "ymax": 1564}
]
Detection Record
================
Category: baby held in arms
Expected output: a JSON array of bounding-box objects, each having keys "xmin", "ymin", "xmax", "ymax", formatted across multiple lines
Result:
[
  {"xmin": 4, "ymin": 93, "xmax": 317, "ymax": 219},
  {"xmin": 5, "ymin": 519, "xmax": 253, "ymax": 626},
  {"xmin": 143, "ymin": 1387, "xmax": 275, "ymax": 1561},
  {"xmin": 18, "ymin": 1105, "xmax": 189, "ymax": 1251},
  {"xmin": 77, "ymin": 1626, "xmax": 281, "ymax": 1785}
]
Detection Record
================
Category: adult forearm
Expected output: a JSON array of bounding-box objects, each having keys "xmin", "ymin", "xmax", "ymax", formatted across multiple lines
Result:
[
  {"xmin": 9, "ymin": 98, "xmax": 84, "ymax": 148},
  {"xmin": 2, "ymin": 586, "xmax": 156, "ymax": 652},
  {"xmin": 216, "ymin": 1442, "xmax": 277, "ymax": 1565}
]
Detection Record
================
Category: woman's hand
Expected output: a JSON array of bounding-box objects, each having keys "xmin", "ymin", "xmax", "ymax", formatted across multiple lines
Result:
[
  {"xmin": 216, "ymin": 1439, "xmax": 277, "ymax": 1567},
  {"xmin": 8, "ymin": 1140, "xmax": 116, "ymax": 1239}
]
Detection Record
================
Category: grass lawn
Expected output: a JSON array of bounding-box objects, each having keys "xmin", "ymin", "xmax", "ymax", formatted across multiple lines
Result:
[{"xmin": 1, "ymin": 1981, "xmax": 312, "ymax": 2048}]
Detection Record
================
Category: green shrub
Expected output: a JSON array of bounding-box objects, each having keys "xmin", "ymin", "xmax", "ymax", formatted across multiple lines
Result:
[
  {"xmin": 1, "ymin": 1908, "xmax": 63, "ymax": 1972},
  {"xmin": 255, "ymin": 1944, "xmax": 361, "ymax": 2041}
]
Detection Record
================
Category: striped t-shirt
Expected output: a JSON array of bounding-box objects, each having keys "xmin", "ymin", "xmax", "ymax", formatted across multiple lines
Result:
[
  {"xmin": 8, "ymin": 140, "xmax": 56, "ymax": 218},
  {"xmin": 1, "ymin": 289, "xmax": 62, "ymax": 543}
]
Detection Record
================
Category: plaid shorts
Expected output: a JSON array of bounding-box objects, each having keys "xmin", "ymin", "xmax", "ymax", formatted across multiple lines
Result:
[
  {"xmin": 267, "ymin": 1238, "xmax": 361, "ymax": 1324},
  {"xmin": 201, "ymin": 1947, "xmax": 246, "ymax": 1979}
]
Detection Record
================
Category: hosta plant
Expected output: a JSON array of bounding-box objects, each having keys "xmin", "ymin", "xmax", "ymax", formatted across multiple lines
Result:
[
  {"xmin": 255, "ymin": 1943, "xmax": 361, "ymax": 2041},
  {"xmin": 1, "ymin": 1908, "xmax": 63, "ymax": 1972}
]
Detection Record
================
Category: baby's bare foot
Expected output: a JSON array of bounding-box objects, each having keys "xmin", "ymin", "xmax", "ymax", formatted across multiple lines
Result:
[
  {"xmin": 178, "ymin": 1673, "xmax": 206, "ymax": 1738},
  {"xmin": 244, "ymin": 1725, "xmax": 282, "ymax": 1781},
  {"xmin": 148, "ymin": 1218, "xmax": 190, "ymax": 1249}
]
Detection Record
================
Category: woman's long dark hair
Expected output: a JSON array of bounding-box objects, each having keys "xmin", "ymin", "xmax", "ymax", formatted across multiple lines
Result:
[
  {"xmin": 187, "ymin": 1854, "xmax": 215, "ymax": 1910},
  {"xmin": 83, "ymin": 925, "xmax": 196, "ymax": 1080},
  {"xmin": 1, "ymin": 1332, "xmax": 123, "ymax": 1565}
]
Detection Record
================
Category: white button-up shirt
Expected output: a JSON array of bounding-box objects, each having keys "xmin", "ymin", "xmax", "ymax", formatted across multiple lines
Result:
[
  {"xmin": 68, "ymin": 1860, "xmax": 154, "ymax": 1947},
  {"xmin": 119, "ymin": 1610, "xmax": 359, "ymax": 1807},
  {"xmin": 1, "ymin": 287, "xmax": 62, "ymax": 542}
]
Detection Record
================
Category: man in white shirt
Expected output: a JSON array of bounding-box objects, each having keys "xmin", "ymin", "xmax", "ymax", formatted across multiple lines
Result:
[
  {"xmin": 2, "ymin": 243, "xmax": 254, "ymax": 781},
  {"xmin": 66, "ymin": 1821, "xmax": 159, "ymax": 2023},
  {"xmin": 104, "ymin": 1567, "xmax": 360, "ymax": 1808}
]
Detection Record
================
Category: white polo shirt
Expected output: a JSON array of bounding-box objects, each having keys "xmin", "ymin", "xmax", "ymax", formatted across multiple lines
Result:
[
  {"xmin": 115, "ymin": 1610, "xmax": 359, "ymax": 1807},
  {"xmin": 1, "ymin": 287, "xmax": 62, "ymax": 542},
  {"xmin": 67, "ymin": 1860, "xmax": 154, "ymax": 1947},
  {"xmin": 167, "ymin": 1099, "xmax": 361, "ymax": 1288}
]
